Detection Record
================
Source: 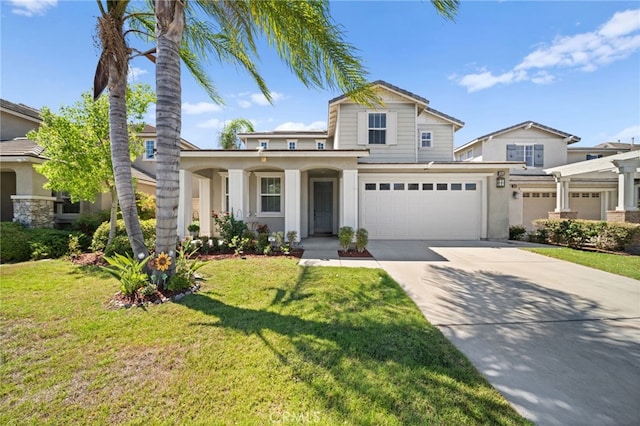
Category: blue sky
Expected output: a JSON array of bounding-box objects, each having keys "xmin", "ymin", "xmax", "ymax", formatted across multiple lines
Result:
[{"xmin": 1, "ymin": 0, "xmax": 639, "ymax": 149}]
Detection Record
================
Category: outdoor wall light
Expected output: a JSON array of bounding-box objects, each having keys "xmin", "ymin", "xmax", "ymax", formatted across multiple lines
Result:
[{"xmin": 496, "ymin": 171, "xmax": 506, "ymax": 188}]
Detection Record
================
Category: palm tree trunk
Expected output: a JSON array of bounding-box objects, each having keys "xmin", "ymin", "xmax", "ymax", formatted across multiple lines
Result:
[
  {"xmin": 109, "ymin": 66, "xmax": 149, "ymax": 258},
  {"xmin": 154, "ymin": 0, "xmax": 185, "ymax": 281},
  {"xmin": 107, "ymin": 185, "xmax": 119, "ymax": 247}
]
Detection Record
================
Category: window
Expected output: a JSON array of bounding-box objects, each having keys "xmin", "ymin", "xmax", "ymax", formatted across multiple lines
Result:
[
  {"xmin": 586, "ymin": 154, "xmax": 603, "ymax": 160},
  {"xmin": 224, "ymin": 177, "xmax": 229, "ymax": 212},
  {"xmin": 259, "ymin": 140, "xmax": 269, "ymax": 149},
  {"xmin": 365, "ymin": 183, "xmax": 376, "ymax": 190},
  {"xmin": 393, "ymin": 183, "xmax": 405, "ymax": 190},
  {"xmin": 422, "ymin": 183, "xmax": 433, "ymax": 191},
  {"xmin": 368, "ymin": 112, "xmax": 386, "ymax": 144},
  {"xmin": 523, "ymin": 193, "xmax": 530, "ymax": 198},
  {"xmin": 451, "ymin": 183, "xmax": 462, "ymax": 191},
  {"xmin": 437, "ymin": 183, "xmax": 448, "ymax": 191},
  {"xmin": 54, "ymin": 191, "xmax": 81, "ymax": 214},
  {"xmin": 316, "ymin": 141, "xmax": 325, "ymax": 150},
  {"xmin": 259, "ymin": 176, "xmax": 282, "ymax": 214},
  {"xmin": 408, "ymin": 183, "xmax": 419, "ymax": 190},
  {"xmin": 466, "ymin": 150, "xmax": 474, "ymax": 160},
  {"xmin": 542, "ymin": 193, "xmax": 550, "ymax": 198},
  {"xmin": 144, "ymin": 140, "xmax": 155, "ymax": 160},
  {"xmin": 591, "ymin": 193, "xmax": 600, "ymax": 198},
  {"xmin": 420, "ymin": 131, "xmax": 433, "ymax": 148},
  {"xmin": 379, "ymin": 183, "xmax": 391, "ymax": 190},
  {"xmin": 465, "ymin": 183, "xmax": 477, "ymax": 191},
  {"xmin": 288, "ymin": 140, "xmax": 297, "ymax": 150},
  {"xmin": 506, "ymin": 144, "xmax": 544, "ymax": 167}
]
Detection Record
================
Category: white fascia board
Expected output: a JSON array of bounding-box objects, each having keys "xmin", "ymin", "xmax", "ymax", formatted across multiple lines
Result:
[
  {"xmin": 0, "ymin": 155, "xmax": 47, "ymax": 164},
  {"xmin": 454, "ymin": 139, "xmax": 481, "ymax": 153},
  {"xmin": 181, "ymin": 150, "xmax": 369, "ymax": 159}
]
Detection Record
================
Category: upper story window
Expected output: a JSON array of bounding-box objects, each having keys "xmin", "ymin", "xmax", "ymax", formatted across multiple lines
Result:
[
  {"xmin": 420, "ymin": 131, "xmax": 433, "ymax": 148},
  {"xmin": 316, "ymin": 141, "xmax": 325, "ymax": 150},
  {"xmin": 288, "ymin": 140, "xmax": 297, "ymax": 150},
  {"xmin": 368, "ymin": 112, "xmax": 386, "ymax": 144},
  {"xmin": 506, "ymin": 144, "xmax": 544, "ymax": 167},
  {"xmin": 259, "ymin": 140, "xmax": 269, "ymax": 149},
  {"xmin": 586, "ymin": 153, "xmax": 603, "ymax": 160},
  {"xmin": 144, "ymin": 140, "xmax": 155, "ymax": 160}
]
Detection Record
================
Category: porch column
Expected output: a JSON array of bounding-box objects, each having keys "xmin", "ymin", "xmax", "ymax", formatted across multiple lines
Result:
[
  {"xmin": 198, "ymin": 177, "xmax": 211, "ymax": 236},
  {"xmin": 284, "ymin": 169, "xmax": 301, "ymax": 242},
  {"xmin": 177, "ymin": 170, "xmax": 193, "ymax": 239},
  {"xmin": 341, "ymin": 169, "xmax": 358, "ymax": 229},
  {"xmin": 553, "ymin": 175, "xmax": 571, "ymax": 212},
  {"xmin": 228, "ymin": 169, "xmax": 248, "ymax": 220},
  {"xmin": 613, "ymin": 160, "xmax": 639, "ymax": 211}
]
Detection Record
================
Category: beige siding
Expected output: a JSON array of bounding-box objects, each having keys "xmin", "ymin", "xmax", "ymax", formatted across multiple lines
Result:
[
  {"xmin": 417, "ymin": 123, "xmax": 454, "ymax": 162},
  {"xmin": 246, "ymin": 138, "xmax": 327, "ymax": 150},
  {"xmin": 339, "ymin": 102, "xmax": 417, "ymax": 162}
]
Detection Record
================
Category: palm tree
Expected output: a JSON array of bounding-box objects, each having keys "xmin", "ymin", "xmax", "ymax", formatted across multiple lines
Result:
[
  {"xmin": 219, "ymin": 119, "xmax": 254, "ymax": 150},
  {"xmin": 152, "ymin": 0, "xmax": 459, "ymax": 278}
]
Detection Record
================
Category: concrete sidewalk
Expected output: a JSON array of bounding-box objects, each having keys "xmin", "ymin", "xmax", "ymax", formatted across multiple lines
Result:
[{"xmin": 299, "ymin": 238, "xmax": 640, "ymax": 426}]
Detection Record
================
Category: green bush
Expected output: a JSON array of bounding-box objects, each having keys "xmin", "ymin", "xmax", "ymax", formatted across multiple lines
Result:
[
  {"xmin": 509, "ymin": 225, "xmax": 527, "ymax": 241},
  {"xmin": 136, "ymin": 192, "xmax": 156, "ymax": 220},
  {"xmin": 91, "ymin": 219, "xmax": 156, "ymax": 254},
  {"xmin": 355, "ymin": 228, "xmax": 369, "ymax": 253},
  {"xmin": 103, "ymin": 252, "xmax": 151, "ymax": 296},
  {"xmin": 0, "ymin": 222, "xmax": 31, "ymax": 263},
  {"xmin": 72, "ymin": 210, "xmax": 110, "ymax": 236},
  {"xmin": 212, "ymin": 211, "xmax": 247, "ymax": 243},
  {"xmin": 0, "ymin": 223, "xmax": 88, "ymax": 263},
  {"xmin": 338, "ymin": 226, "xmax": 354, "ymax": 251},
  {"xmin": 532, "ymin": 219, "xmax": 640, "ymax": 252}
]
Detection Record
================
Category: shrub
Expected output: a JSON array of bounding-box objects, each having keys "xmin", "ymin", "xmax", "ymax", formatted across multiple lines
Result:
[
  {"xmin": 338, "ymin": 226, "xmax": 354, "ymax": 251},
  {"xmin": 104, "ymin": 235, "xmax": 134, "ymax": 257},
  {"xmin": 212, "ymin": 211, "xmax": 247, "ymax": 243},
  {"xmin": 0, "ymin": 222, "xmax": 31, "ymax": 263},
  {"xmin": 256, "ymin": 233, "xmax": 270, "ymax": 252},
  {"xmin": 103, "ymin": 252, "xmax": 151, "ymax": 296},
  {"xmin": 27, "ymin": 228, "xmax": 78, "ymax": 260},
  {"xmin": 91, "ymin": 219, "xmax": 156, "ymax": 253},
  {"xmin": 532, "ymin": 219, "xmax": 640, "ymax": 252},
  {"xmin": 72, "ymin": 210, "xmax": 110, "ymax": 236},
  {"xmin": 136, "ymin": 192, "xmax": 156, "ymax": 220},
  {"xmin": 167, "ymin": 246, "xmax": 206, "ymax": 292},
  {"xmin": 355, "ymin": 228, "xmax": 369, "ymax": 253},
  {"xmin": 509, "ymin": 225, "xmax": 527, "ymax": 241},
  {"xmin": 286, "ymin": 230, "xmax": 298, "ymax": 246}
]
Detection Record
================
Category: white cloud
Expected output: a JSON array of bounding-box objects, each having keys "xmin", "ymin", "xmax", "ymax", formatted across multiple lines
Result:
[
  {"xmin": 274, "ymin": 121, "xmax": 326, "ymax": 131},
  {"xmin": 237, "ymin": 92, "xmax": 285, "ymax": 108},
  {"xmin": 197, "ymin": 118, "xmax": 222, "ymax": 129},
  {"xmin": 455, "ymin": 9, "xmax": 640, "ymax": 92},
  {"xmin": 182, "ymin": 101, "xmax": 222, "ymax": 115},
  {"xmin": 10, "ymin": 0, "xmax": 57, "ymax": 16},
  {"xmin": 127, "ymin": 67, "xmax": 148, "ymax": 82},
  {"xmin": 608, "ymin": 125, "xmax": 640, "ymax": 142}
]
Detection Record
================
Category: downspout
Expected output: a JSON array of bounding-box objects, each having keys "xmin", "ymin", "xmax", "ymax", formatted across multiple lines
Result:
[{"xmin": 415, "ymin": 104, "xmax": 419, "ymax": 162}]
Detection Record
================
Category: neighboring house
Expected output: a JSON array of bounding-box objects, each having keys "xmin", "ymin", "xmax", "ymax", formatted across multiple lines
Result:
[
  {"xmin": 0, "ymin": 100, "xmax": 196, "ymax": 228},
  {"xmin": 454, "ymin": 121, "xmax": 639, "ymax": 228},
  {"xmin": 178, "ymin": 81, "xmax": 519, "ymax": 241}
]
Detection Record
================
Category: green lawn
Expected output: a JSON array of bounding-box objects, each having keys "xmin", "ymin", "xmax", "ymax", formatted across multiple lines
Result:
[
  {"xmin": 1, "ymin": 258, "xmax": 530, "ymax": 425},
  {"xmin": 524, "ymin": 247, "xmax": 640, "ymax": 280}
]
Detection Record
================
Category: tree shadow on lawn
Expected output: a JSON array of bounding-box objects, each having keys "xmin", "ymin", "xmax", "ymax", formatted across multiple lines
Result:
[
  {"xmin": 179, "ymin": 269, "xmax": 527, "ymax": 425},
  {"xmin": 420, "ymin": 264, "xmax": 640, "ymax": 425}
]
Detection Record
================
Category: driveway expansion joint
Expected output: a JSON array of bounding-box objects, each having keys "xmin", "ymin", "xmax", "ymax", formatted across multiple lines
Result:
[{"xmin": 434, "ymin": 316, "xmax": 640, "ymax": 328}]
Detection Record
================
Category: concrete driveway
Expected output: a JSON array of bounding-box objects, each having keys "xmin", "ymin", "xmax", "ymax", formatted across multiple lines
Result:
[{"xmin": 366, "ymin": 240, "xmax": 640, "ymax": 426}]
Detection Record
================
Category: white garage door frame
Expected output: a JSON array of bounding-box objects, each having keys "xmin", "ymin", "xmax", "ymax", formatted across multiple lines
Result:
[{"xmin": 358, "ymin": 173, "xmax": 491, "ymax": 240}]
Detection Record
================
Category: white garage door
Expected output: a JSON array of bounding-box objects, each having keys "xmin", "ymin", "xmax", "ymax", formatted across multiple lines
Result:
[{"xmin": 359, "ymin": 175, "xmax": 484, "ymax": 240}]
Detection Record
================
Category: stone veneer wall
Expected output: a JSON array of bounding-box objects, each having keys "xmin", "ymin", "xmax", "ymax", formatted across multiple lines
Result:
[
  {"xmin": 11, "ymin": 196, "xmax": 55, "ymax": 228},
  {"xmin": 606, "ymin": 210, "xmax": 640, "ymax": 224}
]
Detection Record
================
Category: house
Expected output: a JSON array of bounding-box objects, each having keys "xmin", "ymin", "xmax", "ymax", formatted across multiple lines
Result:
[
  {"xmin": 0, "ymin": 99, "xmax": 196, "ymax": 228},
  {"xmin": 178, "ymin": 81, "xmax": 520, "ymax": 241},
  {"xmin": 454, "ymin": 121, "xmax": 640, "ymax": 229}
]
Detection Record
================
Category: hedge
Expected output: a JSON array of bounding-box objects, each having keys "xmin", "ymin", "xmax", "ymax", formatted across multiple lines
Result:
[
  {"xmin": 0, "ymin": 222, "xmax": 89, "ymax": 263},
  {"xmin": 90, "ymin": 218, "xmax": 156, "ymax": 256},
  {"xmin": 531, "ymin": 219, "xmax": 640, "ymax": 252}
]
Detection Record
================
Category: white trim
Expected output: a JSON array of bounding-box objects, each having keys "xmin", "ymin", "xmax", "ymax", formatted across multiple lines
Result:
[
  {"xmin": 419, "ymin": 130, "xmax": 433, "ymax": 149},
  {"xmin": 316, "ymin": 140, "xmax": 325, "ymax": 150},
  {"xmin": 10, "ymin": 195, "xmax": 56, "ymax": 201},
  {"xmin": 218, "ymin": 172, "xmax": 229, "ymax": 213},
  {"xmin": 287, "ymin": 140, "xmax": 297, "ymax": 150},
  {"xmin": 143, "ymin": 139, "xmax": 156, "ymax": 161},
  {"xmin": 259, "ymin": 140, "xmax": 269, "ymax": 149},
  {"xmin": 255, "ymin": 172, "xmax": 285, "ymax": 217}
]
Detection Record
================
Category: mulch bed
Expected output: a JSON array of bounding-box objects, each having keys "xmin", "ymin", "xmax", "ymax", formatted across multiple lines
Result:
[{"xmin": 338, "ymin": 249, "xmax": 374, "ymax": 258}]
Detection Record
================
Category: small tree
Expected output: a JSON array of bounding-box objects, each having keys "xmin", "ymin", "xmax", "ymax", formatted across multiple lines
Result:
[
  {"xmin": 219, "ymin": 119, "xmax": 255, "ymax": 150},
  {"xmin": 28, "ymin": 85, "xmax": 154, "ymax": 245},
  {"xmin": 355, "ymin": 228, "xmax": 369, "ymax": 253}
]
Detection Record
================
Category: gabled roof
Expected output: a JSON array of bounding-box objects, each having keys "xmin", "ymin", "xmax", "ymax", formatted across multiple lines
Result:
[
  {"xmin": 455, "ymin": 121, "xmax": 581, "ymax": 153},
  {"xmin": 0, "ymin": 138, "xmax": 46, "ymax": 158},
  {"xmin": 594, "ymin": 142, "xmax": 640, "ymax": 150},
  {"xmin": 328, "ymin": 80, "xmax": 429, "ymax": 106},
  {"xmin": 424, "ymin": 106, "xmax": 464, "ymax": 128},
  {"xmin": 136, "ymin": 124, "xmax": 200, "ymax": 150},
  {"xmin": 545, "ymin": 150, "xmax": 640, "ymax": 177},
  {"xmin": 0, "ymin": 99, "xmax": 42, "ymax": 123},
  {"xmin": 238, "ymin": 130, "xmax": 328, "ymax": 139}
]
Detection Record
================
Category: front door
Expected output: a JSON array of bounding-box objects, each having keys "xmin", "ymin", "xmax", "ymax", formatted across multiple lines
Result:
[{"xmin": 313, "ymin": 181, "xmax": 333, "ymax": 234}]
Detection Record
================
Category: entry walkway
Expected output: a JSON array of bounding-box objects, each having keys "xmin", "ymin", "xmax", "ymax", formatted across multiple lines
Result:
[{"xmin": 299, "ymin": 238, "xmax": 640, "ymax": 426}]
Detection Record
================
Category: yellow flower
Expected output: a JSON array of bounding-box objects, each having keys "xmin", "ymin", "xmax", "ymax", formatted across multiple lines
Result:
[{"xmin": 155, "ymin": 252, "xmax": 171, "ymax": 272}]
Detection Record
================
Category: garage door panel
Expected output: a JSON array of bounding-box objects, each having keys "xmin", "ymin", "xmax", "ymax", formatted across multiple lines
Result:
[{"xmin": 360, "ymin": 176, "xmax": 483, "ymax": 240}]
